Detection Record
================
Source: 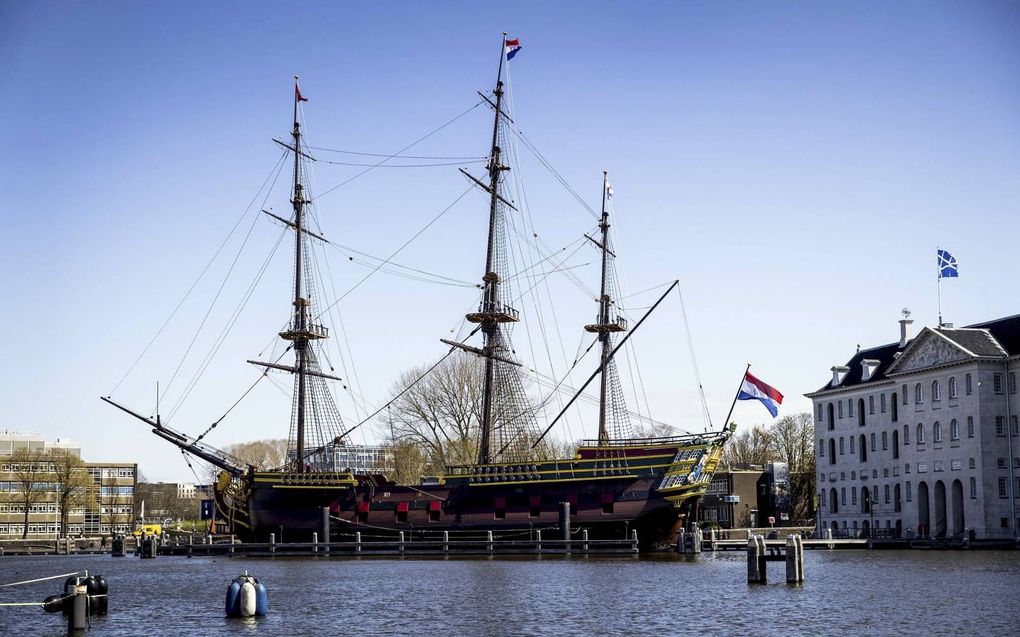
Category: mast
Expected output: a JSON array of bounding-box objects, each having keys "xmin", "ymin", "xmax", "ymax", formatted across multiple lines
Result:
[
  {"xmin": 585, "ymin": 172, "xmax": 628, "ymax": 444},
  {"xmin": 276, "ymin": 76, "xmax": 328, "ymax": 473},
  {"xmin": 292, "ymin": 77, "xmax": 307, "ymax": 471},
  {"xmin": 469, "ymin": 35, "xmax": 517, "ymax": 465}
]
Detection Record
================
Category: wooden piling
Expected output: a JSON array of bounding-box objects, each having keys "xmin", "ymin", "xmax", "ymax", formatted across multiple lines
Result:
[{"xmin": 269, "ymin": 533, "xmax": 276, "ymax": 556}]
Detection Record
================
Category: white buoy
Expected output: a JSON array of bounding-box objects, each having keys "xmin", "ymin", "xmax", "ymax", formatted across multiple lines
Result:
[{"xmin": 239, "ymin": 580, "xmax": 257, "ymax": 617}]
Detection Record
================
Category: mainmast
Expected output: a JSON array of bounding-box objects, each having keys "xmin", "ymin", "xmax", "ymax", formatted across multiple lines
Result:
[
  {"xmin": 465, "ymin": 35, "xmax": 520, "ymax": 465},
  {"xmin": 585, "ymin": 172, "xmax": 629, "ymax": 443}
]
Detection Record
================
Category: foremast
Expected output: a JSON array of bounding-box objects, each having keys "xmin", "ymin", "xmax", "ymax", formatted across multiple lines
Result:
[
  {"xmin": 585, "ymin": 173, "xmax": 632, "ymax": 443},
  {"xmin": 273, "ymin": 78, "xmax": 334, "ymax": 472}
]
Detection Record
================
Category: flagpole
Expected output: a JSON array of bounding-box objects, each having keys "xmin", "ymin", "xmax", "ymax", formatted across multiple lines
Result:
[
  {"xmin": 719, "ymin": 364, "xmax": 751, "ymax": 434},
  {"xmin": 936, "ymin": 246, "xmax": 943, "ymax": 328}
]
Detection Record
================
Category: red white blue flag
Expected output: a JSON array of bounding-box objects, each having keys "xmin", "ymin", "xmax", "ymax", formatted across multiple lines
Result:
[
  {"xmin": 505, "ymin": 38, "xmax": 522, "ymax": 60},
  {"xmin": 738, "ymin": 371, "xmax": 783, "ymax": 418}
]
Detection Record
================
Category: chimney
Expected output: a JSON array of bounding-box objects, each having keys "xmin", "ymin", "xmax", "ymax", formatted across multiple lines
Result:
[
  {"xmin": 861, "ymin": 359, "xmax": 880, "ymax": 382},
  {"xmin": 830, "ymin": 366, "xmax": 850, "ymax": 387},
  {"xmin": 899, "ymin": 319, "xmax": 914, "ymax": 348}
]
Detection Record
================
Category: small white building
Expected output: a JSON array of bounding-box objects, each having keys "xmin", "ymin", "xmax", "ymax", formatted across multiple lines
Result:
[{"xmin": 806, "ymin": 316, "xmax": 1020, "ymax": 540}]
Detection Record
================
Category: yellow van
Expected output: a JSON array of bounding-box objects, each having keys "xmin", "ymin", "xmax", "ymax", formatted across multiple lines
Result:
[{"xmin": 133, "ymin": 523, "xmax": 162, "ymax": 537}]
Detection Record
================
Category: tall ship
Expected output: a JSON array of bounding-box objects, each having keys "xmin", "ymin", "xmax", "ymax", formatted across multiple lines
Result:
[{"xmin": 104, "ymin": 36, "xmax": 732, "ymax": 548}]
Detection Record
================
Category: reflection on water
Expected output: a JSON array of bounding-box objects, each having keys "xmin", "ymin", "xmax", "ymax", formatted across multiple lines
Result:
[{"xmin": 0, "ymin": 551, "xmax": 1018, "ymax": 636}]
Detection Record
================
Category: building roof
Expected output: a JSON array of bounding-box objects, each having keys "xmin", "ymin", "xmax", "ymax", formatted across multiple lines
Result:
[{"xmin": 811, "ymin": 314, "xmax": 1020, "ymax": 395}]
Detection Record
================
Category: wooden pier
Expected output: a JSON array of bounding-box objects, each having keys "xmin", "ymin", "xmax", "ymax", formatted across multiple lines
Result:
[{"xmin": 146, "ymin": 529, "xmax": 639, "ymax": 558}]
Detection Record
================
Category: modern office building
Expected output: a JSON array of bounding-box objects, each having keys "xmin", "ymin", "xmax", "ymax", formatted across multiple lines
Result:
[
  {"xmin": 0, "ymin": 432, "xmax": 136, "ymax": 539},
  {"xmin": 806, "ymin": 316, "xmax": 1020, "ymax": 540}
]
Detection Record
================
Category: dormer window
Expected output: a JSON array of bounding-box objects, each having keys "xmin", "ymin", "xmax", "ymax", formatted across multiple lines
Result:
[
  {"xmin": 830, "ymin": 366, "xmax": 850, "ymax": 387},
  {"xmin": 860, "ymin": 359, "xmax": 880, "ymax": 382}
]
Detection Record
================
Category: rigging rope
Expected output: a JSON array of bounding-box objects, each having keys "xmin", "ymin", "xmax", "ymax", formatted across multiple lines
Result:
[
  {"xmin": 311, "ymin": 185, "xmax": 475, "ymax": 323},
  {"xmin": 160, "ymin": 154, "xmax": 289, "ymax": 411},
  {"xmin": 109, "ymin": 151, "xmax": 289, "ymax": 396},
  {"xmin": 677, "ymin": 285, "xmax": 714, "ymax": 432},
  {"xmin": 311, "ymin": 101, "xmax": 484, "ymax": 203},
  {"xmin": 320, "ymin": 158, "xmax": 486, "ymax": 168},
  {"xmin": 305, "ymin": 146, "xmax": 485, "ymax": 161}
]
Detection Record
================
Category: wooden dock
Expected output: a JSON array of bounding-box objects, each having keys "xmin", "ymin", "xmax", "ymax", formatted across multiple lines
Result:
[
  {"xmin": 704, "ymin": 537, "xmax": 868, "ymax": 551},
  {"xmin": 150, "ymin": 530, "xmax": 639, "ymax": 558}
]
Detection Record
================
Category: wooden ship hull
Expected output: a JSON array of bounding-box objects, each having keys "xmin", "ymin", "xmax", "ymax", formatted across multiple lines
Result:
[{"xmin": 214, "ymin": 435, "xmax": 726, "ymax": 547}]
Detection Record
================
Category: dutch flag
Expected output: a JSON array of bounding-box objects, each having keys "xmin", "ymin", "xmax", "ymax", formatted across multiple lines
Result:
[
  {"xmin": 505, "ymin": 38, "xmax": 522, "ymax": 60},
  {"xmin": 737, "ymin": 371, "xmax": 784, "ymax": 418}
]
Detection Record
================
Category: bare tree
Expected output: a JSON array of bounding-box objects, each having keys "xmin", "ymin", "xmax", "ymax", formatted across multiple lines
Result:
[
  {"xmin": 10, "ymin": 448, "xmax": 50, "ymax": 539},
  {"xmin": 49, "ymin": 449, "xmax": 98, "ymax": 538},
  {"xmin": 721, "ymin": 413, "xmax": 817, "ymax": 524},
  {"xmin": 224, "ymin": 439, "xmax": 288, "ymax": 470},
  {"xmin": 723, "ymin": 424, "xmax": 773, "ymax": 467},
  {"xmin": 387, "ymin": 353, "xmax": 484, "ymax": 474},
  {"xmin": 767, "ymin": 413, "xmax": 815, "ymax": 473}
]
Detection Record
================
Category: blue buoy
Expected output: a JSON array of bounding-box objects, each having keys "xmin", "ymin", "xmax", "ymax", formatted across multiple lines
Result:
[{"xmin": 225, "ymin": 572, "xmax": 267, "ymax": 618}]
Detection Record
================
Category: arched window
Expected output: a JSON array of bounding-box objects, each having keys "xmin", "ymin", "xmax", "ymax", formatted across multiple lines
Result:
[
  {"xmin": 915, "ymin": 383, "xmax": 923, "ymax": 404},
  {"xmin": 829, "ymin": 439, "xmax": 836, "ymax": 464},
  {"xmin": 852, "ymin": 486, "xmax": 857, "ymax": 504},
  {"xmin": 903, "ymin": 424, "xmax": 910, "ymax": 445},
  {"xmin": 950, "ymin": 419, "xmax": 959, "ymax": 441},
  {"xmin": 933, "ymin": 421, "xmax": 943, "ymax": 443},
  {"xmin": 892, "ymin": 429, "xmax": 899, "ymax": 459},
  {"xmin": 917, "ymin": 423, "xmax": 926, "ymax": 444},
  {"xmin": 830, "ymin": 488, "xmax": 839, "ymax": 513},
  {"xmin": 967, "ymin": 417, "xmax": 974, "ymax": 438},
  {"xmin": 949, "ymin": 377, "xmax": 958, "ymax": 399},
  {"xmin": 861, "ymin": 487, "xmax": 871, "ymax": 513},
  {"xmin": 902, "ymin": 385, "xmax": 908, "ymax": 404},
  {"xmin": 859, "ymin": 434, "xmax": 868, "ymax": 462},
  {"xmin": 858, "ymin": 398, "xmax": 866, "ymax": 427},
  {"xmin": 819, "ymin": 439, "xmax": 825, "ymax": 456},
  {"xmin": 891, "ymin": 392, "xmax": 898, "ymax": 422},
  {"xmin": 827, "ymin": 403, "xmax": 835, "ymax": 430},
  {"xmin": 932, "ymin": 380, "xmax": 941, "ymax": 401}
]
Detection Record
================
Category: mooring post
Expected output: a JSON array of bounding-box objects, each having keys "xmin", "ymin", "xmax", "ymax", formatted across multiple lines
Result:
[
  {"xmin": 631, "ymin": 529, "xmax": 639, "ymax": 554},
  {"xmin": 312, "ymin": 532, "xmax": 318, "ymax": 555},
  {"xmin": 230, "ymin": 535, "xmax": 236, "ymax": 555},
  {"xmin": 487, "ymin": 530, "xmax": 494, "ymax": 555},
  {"xmin": 269, "ymin": 533, "xmax": 276, "ymax": 556},
  {"xmin": 826, "ymin": 527, "xmax": 833, "ymax": 549},
  {"xmin": 321, "ymin": 507, "xmax": 330, "ymax": 556},
  {"xmin": 582, "ymin": 529, "xmax": 589, "ymax": 554},
  {"xmin": 355, "ymin": 531, "xmax": 361, "ymax": 554},
  {"xmin": 797, "ymin": 534, "xmax": 805, "ymax": 581},
  {"xmin": 399, "ymin": 531, "xmax": 405, "ymax": 555},
  {"xmin": 67, "ymin": 583, "xmax": 88, "ymax": 631},
  {"xmin": 560, "ymin": 501, "xmax": 571, "ymax": 545},
  {"xmin": 443, "ymin": 530, "xmax": 449, "ymax": 555},
  {"xmin": 785, "ymin": 534, "xmax": 804, "ymax": 584},
  {"xmin": 748, "ymin": 535, "xmax": 767, "ymax": 584}
]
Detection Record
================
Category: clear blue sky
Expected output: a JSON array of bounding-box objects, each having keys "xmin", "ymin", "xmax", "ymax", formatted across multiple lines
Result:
[{"xmin": 1, "ymin": 1, "xmax": 1018, "ymax": 481}]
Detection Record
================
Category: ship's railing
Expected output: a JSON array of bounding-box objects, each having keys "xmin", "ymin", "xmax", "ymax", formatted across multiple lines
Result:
[
  {"xmin": 476, "ymin": 302, "xmax": 519, "ymax": 321},
  {"xmin": 578, "ymin": 431, "xmax": 727, "ymax": 448}
]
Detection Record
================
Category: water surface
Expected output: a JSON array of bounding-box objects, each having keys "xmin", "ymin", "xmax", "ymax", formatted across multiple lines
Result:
[{"xmin": 1, "ymin": 551, "xmax": 1017, "ymax": 636}]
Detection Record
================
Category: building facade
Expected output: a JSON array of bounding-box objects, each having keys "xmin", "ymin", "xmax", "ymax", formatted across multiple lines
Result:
[
  {"xmin": 699, "ymin": 469, "xmax": 762, "ymax": 528},
  {"xmin": 0, "ymin": 432, "xmax": 136, "ymax": 539},
  {"xmin": 806, "ymin": 317, "xmax": 1020, "ymax": 540}
]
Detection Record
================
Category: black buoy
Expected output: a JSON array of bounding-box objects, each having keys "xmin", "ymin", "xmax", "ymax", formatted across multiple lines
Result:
[
  {"xmin": 83, "ymin": 576, "xmax": 100, "ymax": 617},
  {"xmin": 42, "ymin": 594, "xmax": 65, "ymax": 614},
  {"xmin": 94, "ymin": 575, "xmax": 108, "ymax": 615},
  {"xmin": 61, "ymin": 577, "xmax": 78, "ymax": 616}
]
